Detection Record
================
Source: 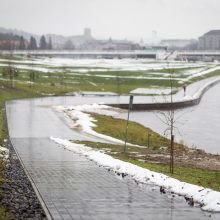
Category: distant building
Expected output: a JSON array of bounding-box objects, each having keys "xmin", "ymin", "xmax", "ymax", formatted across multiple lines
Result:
[
  {"xmin": 0, "ymin": 40, "xmax": 20, "ymax": 50},
  {"xmin": 83, "ymin": 28, "xmax": 92, "ymax": 39},
  {"xmin": 160, "ymin": 39, "xmax": 197, "ymax": 50},
  {"xmin": 81, "ymin": 37, "xmax": 141, "ymax": 51},
  {"xmin": 0, "ymin": 33, "xmax": 28, "ymax": 50},
  {"xmin": 48, "ymin": 28, "xmax": 145, "ymax": 50},
  {"xmin": 46, "ymin": 28, "xmax": 94, "ymax": 49},
  {"xmin": 198, "ymin": 30, "xmax": 220, "ymax": 50}
]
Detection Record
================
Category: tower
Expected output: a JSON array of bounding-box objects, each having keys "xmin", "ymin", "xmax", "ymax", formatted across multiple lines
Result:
[{"xmin": 84, "ymin": 28, "xmax": 92, "ymax": 39}]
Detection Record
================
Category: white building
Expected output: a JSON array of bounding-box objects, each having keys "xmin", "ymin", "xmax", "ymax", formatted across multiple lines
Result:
[{"xmin": 198, "ymin": 30, "xmax": 220, "ymax": 50}]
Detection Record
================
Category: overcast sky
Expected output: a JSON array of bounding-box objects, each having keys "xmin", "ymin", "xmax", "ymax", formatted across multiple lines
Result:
[{"xmin": 0, "ymin": 0, "xmax": 219, "ymax": 41}]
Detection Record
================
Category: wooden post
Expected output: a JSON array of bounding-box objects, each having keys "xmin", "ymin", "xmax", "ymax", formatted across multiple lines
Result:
[
  {"xmin": 124, "ymin": 96, "xmax": 133, "ymax": 153},
  {"xmin": 171, "ymin": 134, "xmax": 174, "ymax": 174},
  {"xmin": 148, "ymin": 132, "xmax": 150, "ymax": 148}
]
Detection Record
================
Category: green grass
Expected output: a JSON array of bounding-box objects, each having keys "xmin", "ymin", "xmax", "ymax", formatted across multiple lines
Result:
[
  {"xmin": 0, "ymin": 207, "xmax": 13, "ymax": 220},
  {"xmin": 77, "ymin": 141, "xmax": 220, "ymax": 191},
  {"xmin": 0, "ymin": 66, "xmax": 183, "ymax": 95},
  {"xmin": 92, "ymin": 113, "xmax": 170, "ymax": 150}
]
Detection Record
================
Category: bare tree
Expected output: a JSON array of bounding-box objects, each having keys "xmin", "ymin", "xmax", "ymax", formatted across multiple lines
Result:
[
  {"xmin": 154, "ymin": 67, "xmax": 177, "ymax": 174},
  {"xmin": 168, "ymin": 72, "xmax": 175, "ymax": 174}
]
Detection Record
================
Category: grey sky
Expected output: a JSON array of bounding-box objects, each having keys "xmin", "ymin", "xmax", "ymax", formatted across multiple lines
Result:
[{"xmin": 0, "ymin": 0, "xmax": 219, "ymax": 40}]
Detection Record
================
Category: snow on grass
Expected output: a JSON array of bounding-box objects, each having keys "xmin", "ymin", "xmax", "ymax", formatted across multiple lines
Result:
[
  {"xmin": 72, "ymin": 91, "xmax": 117, "ymax": 96},
  {"xmin": 71, "ymin": 72, "xmax": 183, "ymax": 81},
  {"xmin": 39, "ymin": 58, "xmax": 207, "ymax": 71},
  {"xmin": 50, "ymin": 137, "xmax": 220, "ymax": 212},
  {"xmin": 186, "ymin": 66, "xmax": 220, "ymax": 80},
  {"xmin": 130, "ymin": 88, "xmax": 171, "ymax": 95},
  {"xmin": 1, "ymin": 57, "xmax": 219, "ymax": 84},
  {"xmin": 0, "ymin": 146, "xmax": 9, "ymax": 160},
  {"xmin": 86, "ymin": 80, "xmax": 97, "ymax": 87},
  {"xmin": 0, "ymin": 63, "xmax": 54, "ymax": 73},
  {"xmin": 0, "ymin": 57, "xmax": 207, "ymax": 71},
  {"xmin": 173, "ymin": 65, "xmax": 220, "ymax": 83},
  {"xmin": 180, "ymin": 67, "xmax": 207, "ymax": 76},
  {"xmin": 54, "ymin": 104, "xmax": 128, "ymax": 145},
  {"xmin": 1, "ymin": 57, "xmax": 219, "ymax": 82}
]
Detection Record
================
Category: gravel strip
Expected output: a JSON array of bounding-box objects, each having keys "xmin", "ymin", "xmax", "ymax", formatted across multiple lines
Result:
[{"xmin": 0, "ymin": 140, "xmax": 47, "ymax": 220}]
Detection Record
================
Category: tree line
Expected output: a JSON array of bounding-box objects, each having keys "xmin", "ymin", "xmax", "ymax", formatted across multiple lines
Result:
[
  {"xmin": 28, "ymin": 35, "xmax": 52, "ymax": 50},
  {"xmin": 0, "ymin": 33, "xmax": 52, "ymax": 50}
]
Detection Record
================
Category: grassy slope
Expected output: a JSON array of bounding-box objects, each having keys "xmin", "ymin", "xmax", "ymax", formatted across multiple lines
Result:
[
  {"xmin": 0, "ymin": 208, "xmax": 13, "ymax": 220},
  {"xmin": 92, "ymin": 114, "xmax": 169, "ymax": 150}
]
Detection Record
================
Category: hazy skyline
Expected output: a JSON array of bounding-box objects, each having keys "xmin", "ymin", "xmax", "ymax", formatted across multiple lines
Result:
[{"xmin": 0, "ymin": 0, "xmax": 219, "ymax": 41}]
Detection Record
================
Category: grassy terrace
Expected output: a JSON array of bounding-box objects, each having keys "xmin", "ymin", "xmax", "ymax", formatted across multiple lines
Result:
[
  {"xmin": 1, "ymin": 56, "xmax": 220, "ymax": 95},
  {"xmin": 76, "ymin": 114, "xmax": 220, "ymax": 191},
  {"xmin": 0, "ymin": 68, "xmax": 182, "ymax": 94}
]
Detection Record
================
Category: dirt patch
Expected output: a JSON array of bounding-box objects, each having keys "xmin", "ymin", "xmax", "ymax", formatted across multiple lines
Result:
[{"xmin": 137, "ymin": 146, "xmax": 220, "ymax": 171}]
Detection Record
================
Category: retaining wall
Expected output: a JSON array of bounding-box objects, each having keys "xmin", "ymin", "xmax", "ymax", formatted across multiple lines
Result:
[{"xmin": 109, "ymin": 78, "xmax": 220, "ymax": 111}]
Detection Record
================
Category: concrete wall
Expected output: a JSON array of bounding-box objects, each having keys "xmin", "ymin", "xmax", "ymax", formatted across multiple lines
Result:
[{"xmin": 109, "ymin": 78, "xmax": 220, "ymax": 111}]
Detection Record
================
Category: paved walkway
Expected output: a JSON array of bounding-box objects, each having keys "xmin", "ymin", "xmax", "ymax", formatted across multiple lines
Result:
[{"xmin": 6, "ymin": 96, "xmax": 218, "ymax": 220}]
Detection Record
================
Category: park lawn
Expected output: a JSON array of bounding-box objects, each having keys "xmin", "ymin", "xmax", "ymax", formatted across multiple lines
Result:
[
  {"xmin": 0, "ymin": 66, "xmax": 182, "ymax": 95},
  {"xmin": 1, "ymin": 56, "xmax": 220, "ymax": 96}
]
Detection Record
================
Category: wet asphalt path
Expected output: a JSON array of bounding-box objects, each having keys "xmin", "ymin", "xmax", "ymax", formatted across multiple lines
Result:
[{"xmin": 6, "ymin": 97, "xmax": 219, "ymax": 220}]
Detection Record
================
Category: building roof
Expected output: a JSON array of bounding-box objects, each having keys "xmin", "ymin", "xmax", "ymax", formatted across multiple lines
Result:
[{"xmin": 204, "ymin": 30, "xmax": 220, "ymax": 36}]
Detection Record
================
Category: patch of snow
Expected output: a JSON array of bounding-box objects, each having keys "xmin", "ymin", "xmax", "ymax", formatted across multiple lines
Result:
[
  {"xmin": 183, "ymin": 66, "xmax": 220, "ymax": 81},
  {"xmin": 86, "ymin": 80, "xmax": 97, "ymax": 87},
  {"xmin": 72, "ymin": 72, "xmax": 184, "ymax": 81},
  {"xmin": 181, "ymin": 67, "xmax": 208, "ymax": 76},
  {"xmin": 0, "ymin": 146, "xmax": 9, "ymax": 160},
  {"xmin": 50, "ymin": 137, "xmax": 220, "ymax": 213},
  {"xmin": 130, "ymin": 88, "xmax": 171, "ymax": 95},
  {"xmin": 0, "ymin": 57, "xmax": 209, "ymax": 71},
  {"xmin": 0, "ymin": 63, "xmax": 54, "ymax": 73},
  {"xmin": 54, "ymin": 104, "xmax": 127, "ymax": 145},
  {"xmin": 73, "ymin": 91, "xmax": 118, "ymax": 96}
]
